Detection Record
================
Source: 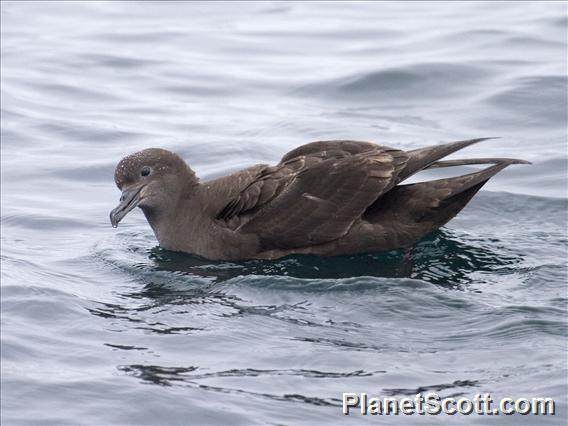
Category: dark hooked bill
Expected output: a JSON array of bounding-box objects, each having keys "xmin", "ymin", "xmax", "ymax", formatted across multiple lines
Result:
[{"xmin": 110, "ymin": 185, "xmax": 144, "ymax": 228}]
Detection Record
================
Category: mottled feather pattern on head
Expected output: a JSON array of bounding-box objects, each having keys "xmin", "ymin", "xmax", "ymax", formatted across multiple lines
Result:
[{"xmin": 114, "ymin": 148, "xmax": 197, "ymax": 190}]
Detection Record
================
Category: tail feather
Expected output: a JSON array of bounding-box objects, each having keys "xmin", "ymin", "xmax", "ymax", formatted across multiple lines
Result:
[
  {"xmin": 420, "ymin": 160, "xmax": 521, "ymax": 201},
  {"xmin": 365, "ymin": 159, "xmax": 527, "ymax": 231},
  {"xmin": 427, "ymin": 157, "xmax": 531, "ymax": 169},
  {"xmin": 359, "ymin": 140, "xmax": 529, "ymax": 249}
]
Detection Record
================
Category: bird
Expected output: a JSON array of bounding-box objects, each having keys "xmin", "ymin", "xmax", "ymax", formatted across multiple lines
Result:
[{"xmin": 110, "ymin": 138, "xmax": 529, "ymax": 261}]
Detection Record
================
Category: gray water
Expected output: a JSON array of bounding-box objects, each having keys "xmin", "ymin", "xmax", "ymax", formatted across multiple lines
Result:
[{"xmin": 1, "ymin": 2, "xmax": 567, "ymax": 425}]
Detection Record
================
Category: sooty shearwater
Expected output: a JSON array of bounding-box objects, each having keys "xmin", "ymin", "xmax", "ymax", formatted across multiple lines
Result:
[{"xmin": 110, "ymin": 138, "xmax": 528, "ymax": 260}]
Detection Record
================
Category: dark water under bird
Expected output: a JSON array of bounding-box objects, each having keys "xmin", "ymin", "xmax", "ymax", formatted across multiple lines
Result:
[{"xmin": 1, "ymin": 2, "xmax": 567, "ymax": 425}]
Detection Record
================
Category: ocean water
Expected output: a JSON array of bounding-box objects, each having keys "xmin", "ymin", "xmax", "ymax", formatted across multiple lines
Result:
[{"xmin": 1, "ymin": 1, "xmax": 567, "ymax": 425}]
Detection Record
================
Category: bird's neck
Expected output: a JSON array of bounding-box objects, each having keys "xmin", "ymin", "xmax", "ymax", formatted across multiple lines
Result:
[{"xmin": 141, "ymin": 184, "xmax": 206, "ymax": 253}]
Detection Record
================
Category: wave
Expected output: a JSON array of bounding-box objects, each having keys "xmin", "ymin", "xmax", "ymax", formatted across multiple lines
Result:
[{"xmin": 297, "ymin": 62, "xmax": 492, "ymax": 103}]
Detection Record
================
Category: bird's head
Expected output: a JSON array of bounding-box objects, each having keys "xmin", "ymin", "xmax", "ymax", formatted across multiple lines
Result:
[{"xmin": 110, "ymin": 148, "xmax": 197, "ymax": 227}]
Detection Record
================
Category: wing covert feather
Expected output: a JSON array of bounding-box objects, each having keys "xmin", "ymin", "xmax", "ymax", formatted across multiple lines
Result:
[{"xmin": 216, "ymin": 141, "xmax": 408, "ymax": 250}]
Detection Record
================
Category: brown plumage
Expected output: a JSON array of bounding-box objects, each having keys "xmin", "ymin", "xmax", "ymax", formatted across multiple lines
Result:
[{"xmin": 110, "ymin": 138, "xmax": 529, "ymax": 260}]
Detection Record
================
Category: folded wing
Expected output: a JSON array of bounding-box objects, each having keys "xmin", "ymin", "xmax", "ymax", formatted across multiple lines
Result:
[{"xmin": 217, "ymin": 141, "xmax": 408, "ymax": 250}]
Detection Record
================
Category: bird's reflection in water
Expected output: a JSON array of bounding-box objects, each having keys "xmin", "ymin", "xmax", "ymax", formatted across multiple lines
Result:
[
  {"xmin": 117, "ymin": 363, "xmax": 481, "ymax": 404},
  {"xmin": 91, "ymin": 228, "xmax": 524, "ymax": 335},
  {"xmin": 95, "ymin": 229, "xmax": 525, "ymax": 401},
  {"xmin": 146, "ymin": 229, "xmax": 523, "ymax": 288}
]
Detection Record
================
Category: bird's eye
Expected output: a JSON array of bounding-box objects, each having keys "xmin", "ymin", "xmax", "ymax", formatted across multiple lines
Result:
[{"xmin": 141, "ymin": 166, "xmax": 151, "ymax": 177}]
